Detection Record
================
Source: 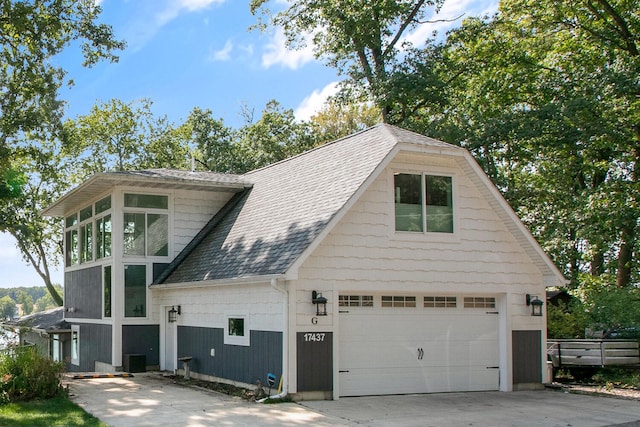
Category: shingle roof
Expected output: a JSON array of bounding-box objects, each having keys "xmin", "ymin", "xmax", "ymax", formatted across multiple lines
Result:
[
  {"xmin": 160, "ymin": 124, "xmax": 453, "ymax": 284},
  {"xmin": 2, "ymin": 307, "xmax": 70, "ymax": 333}
]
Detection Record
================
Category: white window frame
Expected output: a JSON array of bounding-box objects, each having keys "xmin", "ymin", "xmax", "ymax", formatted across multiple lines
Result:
[
  {"xmin": 122, "ymin": 193, "xmax": 170, "ymax": 259},
  {"xmin": 390, "ymin": 168, "xmax": 459, "ymax": 242},
  {"xmin": 224, "ymin": 315, "xmax": 250, "ymax": 346}
]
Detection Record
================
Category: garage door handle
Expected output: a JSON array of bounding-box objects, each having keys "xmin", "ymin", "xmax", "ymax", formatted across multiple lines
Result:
[
  {"xmin": 339, "ymin": 370, "xmax": 350, "ymax": 373},
  {"xmin": 486, "ymin": 366, "xmax": 499, "ymax": 369}
]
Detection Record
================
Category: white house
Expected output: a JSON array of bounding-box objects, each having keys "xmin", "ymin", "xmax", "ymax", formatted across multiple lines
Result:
[{"xmin": 43, "ymin": 124, "xmax": 564, "ymax": 399}]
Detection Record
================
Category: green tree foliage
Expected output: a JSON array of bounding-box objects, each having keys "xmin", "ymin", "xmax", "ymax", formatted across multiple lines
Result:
[
  {"xmin": 309, "ymin": 99, "xmax": 382, "ymax": 144},
  {"xmin": 0, "ymin": 347, "xmax": 65, "ymax": 402},
  {"xmin": 0, "ymin": 296, "xmax": 16, "ymax": 320},
  {"xmin": 236, "ymin": 100, "xmax": 316, "ymax": 172},
  {"xmin": 187, "ymin": 101, "xmax": 317, "ymax": 173},
  {"xmin": 438, "ymin": 0, "xmax": 640, "ymax": 286},
  {"xmin": 250, "ymin": 0, "xmax": 446, "ymax": 123},
  {"xmin": 62, "ymin": 99, "xmax": 190, "ymax": 173},
  {"xmin": 15, "ymin": 291, "xmax": 33, "ymax": 316},
  {"xmin": 0, "ymin": 0, "xmax": 125, "ymax": 197}
]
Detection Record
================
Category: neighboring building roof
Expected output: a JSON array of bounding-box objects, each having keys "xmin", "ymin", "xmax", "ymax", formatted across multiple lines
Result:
[
  {"xmin": 1, "ymin": 307, "xmax": 70, "ymax": 334},
  {"xmin": 42, "ymin": 169, "xmax": 252, "ymax": 217}
]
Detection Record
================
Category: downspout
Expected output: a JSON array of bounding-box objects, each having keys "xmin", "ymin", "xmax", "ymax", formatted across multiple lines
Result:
[{"xmin": 259, "ymin": 278, "xmax": 288, "ymax": 402}]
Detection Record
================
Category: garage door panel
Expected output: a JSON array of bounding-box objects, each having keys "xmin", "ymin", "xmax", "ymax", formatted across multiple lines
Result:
[
  {"xmin": 339, "ymin": 302, "xmax": 500, "ymax": 397},
  {"xmin": 340, "ymin": 366, "xmax": 499, "ymax": 396}
]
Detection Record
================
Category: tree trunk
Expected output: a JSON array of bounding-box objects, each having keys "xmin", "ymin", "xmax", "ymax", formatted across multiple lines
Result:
[{"xmin": 616, "ymin": 224, "xmax": 635, "ymax": 288}]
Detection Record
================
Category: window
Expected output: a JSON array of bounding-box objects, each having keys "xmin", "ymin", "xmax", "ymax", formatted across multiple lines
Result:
[
  {"xmin": 124, "ymin": 265, "xmax": 146, "ymax": 317},
  {"xmin": 339, "ymin": 295, "xmax": 373, "ymax": 307},
  {"xmin": 96, "ymin": 215, "xmax": 112, "ymax": 259},
  {"xmin": 424, "ymin": 296, "xmax": 457, "ymax": 308},
  {"xmin": 394, "ymin": 173, "xmax": 453, "ymax": 233},
  {"xmin": 71, "ymin": 325, "xmax": 80, "ymax": 366},
  {"xmin": 65, "ymin": 213, "xmax": 79, "ymax": 266},
  {"xmin": 228, "ymin": 318, "xmax": 245, "ymax": 336},
  {"xmin": 382, "ymin": 296, "xmax": 416, "ymax": 308},
  {"xmin": 123, "ymin": 194, "xmax": 168, "ymax": 257},
  {"xmin": 225, "ymin": 315, "xmax": 250, "ymax": 346},
  {"xmin": 65, "ymin": 196, "xmax": 112, "ymax": 267},
  {"xmin": 104, "ymin": 266, "xmax": 112, "ymax": 318},
  {"xmin": 464, "ymin": 297, "xmax": 496, "ymax": 309}
]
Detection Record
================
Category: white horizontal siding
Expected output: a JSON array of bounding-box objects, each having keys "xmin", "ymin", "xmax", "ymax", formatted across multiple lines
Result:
[
  {"xmin": 151, "ymin": 283, "xmax": 284, "ymax": 332},
  {"xmin": 296, "ymin": 154, "xmax": 544, "ymax": 299},
  {"xmin": 172, "ymin": 190, "xmax": 234, "ymax": 257}
]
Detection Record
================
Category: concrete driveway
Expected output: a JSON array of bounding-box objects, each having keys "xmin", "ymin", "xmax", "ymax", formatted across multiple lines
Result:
[{"xmin": 68, "ymin": 373, "xmax": 640, "ymax": 427}]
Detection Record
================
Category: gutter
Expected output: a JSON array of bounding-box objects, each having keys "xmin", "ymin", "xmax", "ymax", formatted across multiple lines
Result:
[{"xmin": 258, "ymin": 278, "xmax": 289, "ymax": 402}]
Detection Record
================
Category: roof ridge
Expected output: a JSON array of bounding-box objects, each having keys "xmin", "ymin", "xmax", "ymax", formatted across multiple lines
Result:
[{"xmin": 244, "ymin": 124, "xmax": 385, "ymax": 176}]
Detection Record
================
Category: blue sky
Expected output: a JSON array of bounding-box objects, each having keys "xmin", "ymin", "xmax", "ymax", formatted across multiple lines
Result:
[{"xmin": 1, "ymin": 0, "xmax": 497, "ymax": 288}]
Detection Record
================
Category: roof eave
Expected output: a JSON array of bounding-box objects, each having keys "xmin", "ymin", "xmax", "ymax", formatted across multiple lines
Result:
[{"xmin": 42, "ymin": 173, "xmax": 252, "ymax": 217}]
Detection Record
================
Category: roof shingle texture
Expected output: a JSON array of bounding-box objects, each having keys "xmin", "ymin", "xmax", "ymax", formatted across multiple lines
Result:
[{"xmin": 162, "ymin": 124, "xmax": 458, "ymax": 283}]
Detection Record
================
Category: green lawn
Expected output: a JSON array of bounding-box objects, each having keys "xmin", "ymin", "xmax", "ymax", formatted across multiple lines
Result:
[{"xmin": 0, "ymin": 396, "xmax": 107, "ymax": 427}]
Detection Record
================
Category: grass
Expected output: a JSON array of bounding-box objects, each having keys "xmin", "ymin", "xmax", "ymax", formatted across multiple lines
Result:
[
  {"xmin": 593, "ymin": 368, "xmax": 640, "ymax": 389},
  {"xmin": 0, "ymin": 395, "xmax": 107, "ymax": 427}
]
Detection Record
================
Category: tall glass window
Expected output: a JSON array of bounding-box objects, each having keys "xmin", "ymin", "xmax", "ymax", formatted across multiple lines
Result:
[
  {"xmin": 124, "ymin": 265, "xmax": 146, "ymax": 317},
  {"xmin": 104, "ymin": 265, "xmax": 112, "ymax": 318}
]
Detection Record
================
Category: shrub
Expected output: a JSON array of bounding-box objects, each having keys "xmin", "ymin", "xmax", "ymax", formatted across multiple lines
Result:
[{"xmin": 0, "ymin": 346, "xmax": 65, "ymax": 403}]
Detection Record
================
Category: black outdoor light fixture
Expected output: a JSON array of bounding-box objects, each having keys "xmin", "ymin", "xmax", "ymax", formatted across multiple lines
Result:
[
  {"xmin": 168, "ymin": 305, "xmax": 181, "ymax": 323},
  {"xmin": 312, "ymin": 291, "xmax": 328, "ymax": 316},
  {"xmin": 526, "ymin": 294, "xmax": 544, "ymax": 317}
]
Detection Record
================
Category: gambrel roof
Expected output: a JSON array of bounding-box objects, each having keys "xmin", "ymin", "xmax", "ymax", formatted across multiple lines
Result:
[{"xmin": 155, "ymin": 124, "xmax": 565, "ymax": 287}]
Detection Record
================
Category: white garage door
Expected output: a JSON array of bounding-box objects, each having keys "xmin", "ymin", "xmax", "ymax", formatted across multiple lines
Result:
[{"xmin": 339, "ymin": 295, "xmax": 500, "ymax": 397}]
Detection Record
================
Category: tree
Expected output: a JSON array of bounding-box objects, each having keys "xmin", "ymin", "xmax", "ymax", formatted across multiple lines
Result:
[
  {"xmin": 0, "ymin": 0, "xmax": 124, "ymax": 305},
  {"xmin": 437, "ymin": 0, "xmax": 640, "ymax": 286},
  {"xmin": 183, "ymin": 108, "xmax": 239, "ymax": 173},
  {"xmin": 250, "ymin": 0, "xmax": 447, "ymax": 123},
  {"xmin": 235, "ymin": 100, "xmax": 316, "ymax": 172},
  {"xmin": 310, "ymin": 99, "xmax": 382, "ymax": 144},
  {"xmin": 62, "ymin": 99, "xmax": 190, "ymax": 173},
  {"xmin": 0, "ymin": 296, "xmax": 17, "ymax": 320},
  {"xmin": 16, "ymin": 291, "xmax": 34, "ymax": 316},
  {"xmin": 0, "ymin": 0, "xmax": 125, "ymax": 190}
]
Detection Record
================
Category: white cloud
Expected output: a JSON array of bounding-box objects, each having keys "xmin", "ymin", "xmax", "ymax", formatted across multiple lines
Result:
[
  {"xmin": 156, "ymin": 0, "xmax": 224, "ymax": 27},
  {"xmin": 127, "ymin": 0, "xmax": 225, "ymax": 51},
  {"xmin": 261, "ymin": 27, "xmax": 316, "ymax": 70},
  {"xmin": 209, "ymin": 39, "xmax": 234, "ymax": 62},
  {"xmin": 295, "ymin": 81, "xmax": 340, "ymax": 121}
]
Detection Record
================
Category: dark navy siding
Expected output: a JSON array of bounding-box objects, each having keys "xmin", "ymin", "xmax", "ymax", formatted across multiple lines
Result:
[
  {"xmin": 65, "ymin": 266, "xmax": 103, "ymax": 319},
  {"xmin": 122, "ymin": 325, "xmax": 160, "ymax": 367},
  {"xmin": 177, "ymin": 326, "xmax": 282, "ymax": 386},
  {"xmin": 68, "ymin": 323, "xmax": 112, "ymax": 372}
]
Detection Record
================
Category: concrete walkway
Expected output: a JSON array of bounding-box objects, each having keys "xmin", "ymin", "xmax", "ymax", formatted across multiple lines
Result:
[{"xmin": 68, "ymin": 373, "xmax": 640, "ymax": 427}]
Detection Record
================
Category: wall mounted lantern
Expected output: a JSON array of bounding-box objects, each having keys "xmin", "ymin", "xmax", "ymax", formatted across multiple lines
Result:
[
  {"xmin": 526, "ymin": 294, "xmax": 544, "ymax": 317},
  {"xmin": 312, "ymin": 291, "xmax": 328, "ymax": 316},
  {"xmin": 168, "ymin": 305, "xmax": 181, "ymax": 323}
]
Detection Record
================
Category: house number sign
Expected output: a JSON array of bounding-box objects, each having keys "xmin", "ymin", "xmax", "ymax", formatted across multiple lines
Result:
[{"xmin": 303, "ymin": 333, "xmax": 326, "ymax": 342}]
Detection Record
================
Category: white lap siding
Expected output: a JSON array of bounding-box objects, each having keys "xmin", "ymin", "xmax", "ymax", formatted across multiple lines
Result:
[
  {"xmin": 293, "ymin": 153, "xmax": 547, "ymax": 396},
  {"xmin": 172, "ymin": 190, "xmax": 235, "ymax": 257}
]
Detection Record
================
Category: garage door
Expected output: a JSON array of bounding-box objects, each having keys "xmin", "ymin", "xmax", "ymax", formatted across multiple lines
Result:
[{"xmin": 339, "ymin": 295, "xmax": 499, "ymax": 397}]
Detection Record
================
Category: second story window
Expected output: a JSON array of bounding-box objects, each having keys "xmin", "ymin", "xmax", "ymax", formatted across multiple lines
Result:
[
  {"xmin": 64, "ymin": 195, "xmax": 112, "ymax": 267},
  {"xmin": 123, "ymin": 194, "xmax": 168, "ymax": 257},
  {"xmin": 394, "ymin": 173, "xmax": 453, "ymax": 233}
]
